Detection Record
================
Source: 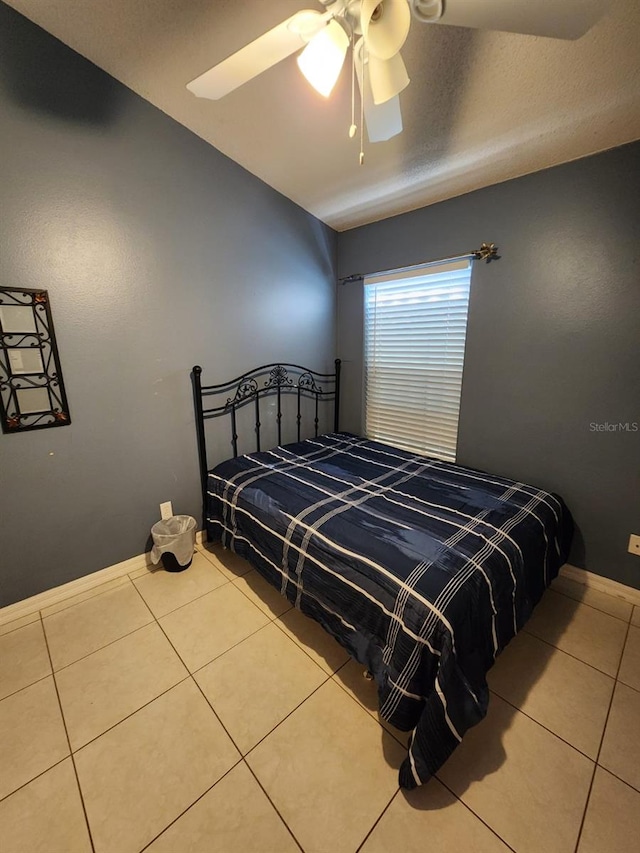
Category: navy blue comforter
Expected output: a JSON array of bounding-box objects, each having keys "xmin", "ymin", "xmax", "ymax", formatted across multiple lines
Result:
[{"xmin": 206, "ymin": 433, "xmax": 572, "ymax": 788}]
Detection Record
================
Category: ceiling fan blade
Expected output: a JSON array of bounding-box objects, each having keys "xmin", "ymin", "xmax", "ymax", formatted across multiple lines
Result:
[
  {"xmin": 187, "ymin": 10, "xmax": 328, "ymax": 100},
  {"xmin": 368, "ymin": 51, "xmax": 409, "ymax": 105},
  {"xmin": 365, "ymin": 94, "xmax": 403, "ymax": 143},
  {"xmin": 355, "ymin": 40, "xmax": 403, "ymax": 143},
  {"xmin": 410, "ymin": 0, "xmax": 604, "ymax": 41}
]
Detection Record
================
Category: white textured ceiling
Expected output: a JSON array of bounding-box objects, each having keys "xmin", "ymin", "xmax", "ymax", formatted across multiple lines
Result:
[{"xmin": 6, "ymin": 0, "xmax": 640, "ymax": 230}]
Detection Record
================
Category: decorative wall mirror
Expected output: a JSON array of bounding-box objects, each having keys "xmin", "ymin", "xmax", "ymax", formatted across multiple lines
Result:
[{"xmin": 0, "ymin": 287, "xmax": 71, "ymax": 433}]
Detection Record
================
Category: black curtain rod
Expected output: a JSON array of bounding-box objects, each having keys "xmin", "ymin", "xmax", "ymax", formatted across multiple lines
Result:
[{"xmin": 338, "ymin": 242, "xmax": 499, "ymax": 284}]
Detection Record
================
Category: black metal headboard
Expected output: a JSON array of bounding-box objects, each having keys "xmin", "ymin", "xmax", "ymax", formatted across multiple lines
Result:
[{"xmin": 192, "ymin": 359, "xmax": 341, "ymax": 504}]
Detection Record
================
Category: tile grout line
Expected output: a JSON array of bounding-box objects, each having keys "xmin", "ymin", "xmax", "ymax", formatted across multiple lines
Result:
[
  {"xmin": 0, "ymin": 669, "xmax": 54, "ymax": 704},
  {"xmin": 38, "ymin": 613, "xmax": 96, "ymax": 853},
  {"xmin": 197, "ymin": 548, "xmax": 255, "ymax": 584},
  {"xmin": 227, "ymin": 573, "xmax": 294, "ymax": 623},
  {"xmin": 36, "ymin": 575, "xmax": 134, "ymax": 621},
  {"xmin": 243, "ymin": 762, "xmax": 306, "ymax": 853},
  {"xmin": 20, "ymin": 564, "xmax": 282, "ymax": 687},
  {"xmin": 0, "ymin": 754, "xmax": 69, "ymax": 805},
  {"xmin": 17, "ymin": 609, "xmax": 193, "ymax": 772},
  {"xmin": 13, "ymin": 556, "xmax": 634, "ymax": 852},
  {"xmin": 521, "ymin": 626, "xmax": 622, "ymax": 678},
  {"xmin": 236, "ymin": 676, "xmax": 332, "ymax": 761},
  {"xmin": 130, "ymin": 579, "xmax": 308, "ymax": 853},
  {"xmin": 329, "ymin": 596, "xmax": 630, "ymax": 853},
  {"xmin": 550, "ymin": 586, "xmax": 633, "ymax": 625},
  {"xmin": 140, "ymin": 569, "xmax": 620, "ymax": 853},
  {"xmin": 572, "ymin": 618, "xmax": 632, "ymax": 853},
  {"xmin": 595, "ymin": 619, "xmax": 631, "ymax": 763},
  {"xmin": 331, "ymin": 667, "xmax": 520, "ymax": 853},
  {"xmin": 190, "ymin": 677, "xmax": 244, "ymax": 756},
  {"xmin": 0, "ymin": 578, "xmax": 133, "ymax": 630},
  {"xmin": 0, "ymin": 540, "xmax": 217, "ymax": 627},
  {"xmin": 594, "ymin": 764, "xmax": 640, "ymax": 797},
  {"xmin": 132, "ymin": 572, "xmax": 233, "ymax": 620},
  {"xmin": 183, "ymin": 560, "xmax": 340, "ymax": 677},
  {"xmin": 39, "ymin": 581, "xmax": 156, "ymax": 673},
  {"xmin": 185, "ymin": 666, "xmax": 301, "ymax": 826},
  {"xmin": 0, "ymin": 544, "xmax": 628, "ymax": 628},
  {"xmin": 137, "ymin": 758, "xmax": 246, "ymax": 853},
  {"xmin": 354, "ymin": 788, "xmax": 400, "ymax": 853},
  {"xmin": 128, "ymin": 578, "xmax": 315, "ymax": 723},
  {"xmin": 431, "ymin": 604, "xmax": 623, "ymax": 853},
  {"xmin": 0, "ymin": 588, "xmax": 296, "ymax": 709},
  {"xmin": 62, "ymin": 567, "xmax": 273, "ymax": 835},
  {"xmin": 433, "ymin": 774, "xmax": 520, "ymax": 853},
  {"xmin": 46, "ymin": 566, "xmax": 279, "ymax": 853},
  {"xmin": 129, "ymin": 580, "xmax": 256, "ymax": 848},
  {"xmin": 40, "ymin": 563, "xmax": 289, "ymax": 680},
  {"xmin": 192, "ymin": 574, "xmax": 640, "ymax": 850},
  {"xmin": 129, "ymin": 581, "xmax": 261, "ymax": 761},
  {"xmin": 188, "ymin": 621, "xmax": 275, "ymax": 678},
  {"xmin": 269, "ymin": 611, "xmax": 350, "ymax": 676},
  {"xmin": 604, "ymin": 671, "xmax": 640, "ymax": 696},
  {"xmin": 132, "ymin": 562, "xmax": 285, "ymax": 625},
  {"xmin": 0, "ymin": 614, "xmax": 42, "ymax": 637},
  {"xmin": 238, "ymin": 659, "xmax": 406, "ymax": 852},
  {"xmin": 134, "ymin": 560, "xmax": 336, "ymax": 687},
  {"xmin": 191, "ymin": 661, "xmax": 399, "ymax": 830},
  {"xmin": 232, "ymin": 662, "xmax": 410, "ymax": 853},
  {"xmin": 68, "ymin": 675, "xmax": 192, "ymax": 755},
  {"xmin": 486, "ymin": 688, "xmax": 604, "ymax": 764},
  {"xmin": 616, "ymin": 626, "xmax": 640, "ymax": 694},
  {"xmin": 10, "ymin": 568, "xmax": 625, "ymax": 692},
  {"xmin": 46, "ymin": 618, "xmax": 157, "ymax": 676}
]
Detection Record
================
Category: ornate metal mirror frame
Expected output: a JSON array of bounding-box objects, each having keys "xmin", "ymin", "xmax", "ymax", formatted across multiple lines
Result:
[{"xmin": 0, "ymin": 287, "xmax": 71, "ymax": 433}]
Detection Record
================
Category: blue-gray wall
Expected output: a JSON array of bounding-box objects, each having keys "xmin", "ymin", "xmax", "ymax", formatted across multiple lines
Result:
[
  {"xmin": 0, "ymin": 4, "xmax": 336, "ymax": 607},
  {"xmin": 337, "ymin": 142, "xmax": 640, "ymax": 590}
]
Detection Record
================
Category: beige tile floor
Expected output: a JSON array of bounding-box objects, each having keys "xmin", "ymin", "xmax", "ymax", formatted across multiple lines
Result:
[{"xmin": 1, "ymin": 547, "xmax": 639, "ymax": 853}]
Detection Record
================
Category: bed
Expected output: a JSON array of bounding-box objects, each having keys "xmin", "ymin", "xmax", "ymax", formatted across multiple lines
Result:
[{"xmin": 192, "ymin": 361, "xmax": 573, "ymax": 789}]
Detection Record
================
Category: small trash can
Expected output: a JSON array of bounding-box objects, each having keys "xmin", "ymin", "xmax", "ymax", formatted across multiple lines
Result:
[{"xmin": 150, "ymin": 515, "xmax": 197, "ymax": 572}]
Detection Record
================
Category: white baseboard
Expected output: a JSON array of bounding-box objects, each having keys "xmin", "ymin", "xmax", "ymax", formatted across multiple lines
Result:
[
  {"xmin": 0, "ymin": 529, "xmax": 208, "ymax": 628},
  {"xmin": 560, "ymin": 564, "xmax": 640, "ymax": 607},
  {"xmin": 0, "ymin": 551, "xmax": 153, "ymax": 627},
  {"xmin": 1, "ymin": 544, "xmax": 635, "ymax": 629}
]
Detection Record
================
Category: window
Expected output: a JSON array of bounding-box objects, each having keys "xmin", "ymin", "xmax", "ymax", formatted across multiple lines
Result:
[{"xmin": 364, "ymin": 259, "xmax": 472, "ymax": 462}]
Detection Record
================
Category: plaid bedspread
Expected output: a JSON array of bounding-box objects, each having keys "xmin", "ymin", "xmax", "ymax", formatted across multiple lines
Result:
[{"xmin": 205, "ymin": 433, "xmax": 572, "ymax": 788}]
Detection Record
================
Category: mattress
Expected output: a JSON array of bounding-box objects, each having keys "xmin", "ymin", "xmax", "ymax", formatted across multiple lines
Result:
[{"xmin": 205, "ymin": 433, "xmax": 573, "ymax": 788}]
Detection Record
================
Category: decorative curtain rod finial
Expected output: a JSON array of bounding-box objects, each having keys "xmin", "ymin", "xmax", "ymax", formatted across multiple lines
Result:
[
  {"xmin": 338, "ymin": 242, "xmax": 500, "ymax": 285},
  {"xmin": 474, "ymin": 242, "xmax": 499, "ymax": 262}
]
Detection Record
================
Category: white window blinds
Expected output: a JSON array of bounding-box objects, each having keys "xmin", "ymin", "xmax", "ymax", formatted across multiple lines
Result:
[{"xmin": 364, "ymin": 259, "xmax": 472, "ymax": 462}]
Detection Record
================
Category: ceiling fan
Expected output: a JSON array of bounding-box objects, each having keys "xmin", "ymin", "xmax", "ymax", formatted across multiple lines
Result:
[{"xmin": 186, "ymin": 1, "xmax": 603, "ymax": 158}]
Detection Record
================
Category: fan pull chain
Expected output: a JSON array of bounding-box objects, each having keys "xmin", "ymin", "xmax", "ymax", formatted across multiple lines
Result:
[
  {"xmin": 349, "ymin": 31, "xmax": 357, "ymax": 139},
  {"xmin": 359, "ymin": 41, "xmax": 365, "ymax": 165}
]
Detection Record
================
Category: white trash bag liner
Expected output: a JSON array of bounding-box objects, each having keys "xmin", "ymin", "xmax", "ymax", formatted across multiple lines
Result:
[{"xmin": 151, "ymin": 515, "xmax": 197, "ymax": 567}]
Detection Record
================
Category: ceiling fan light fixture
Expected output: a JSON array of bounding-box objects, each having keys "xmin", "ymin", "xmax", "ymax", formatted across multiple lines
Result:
[
  {"xmin": 361, "ymin": 0, "xmax": 411, "ymax": 60},
  {"xmin": 368, "ymin": 51, "xmax": 409, "ymax": 104},
  {"xmin": 297, "ymin": 19, "xmax": 349, "ymax": 97},
  {"xmin": 410, "ymin": 0, "xmax": 443, "ymax": 23}
]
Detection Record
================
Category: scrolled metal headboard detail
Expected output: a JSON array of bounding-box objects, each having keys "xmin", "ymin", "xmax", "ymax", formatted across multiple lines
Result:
[{"xmin": 191, "ymin": 360, "xmax": 341, "ymax": 505}]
